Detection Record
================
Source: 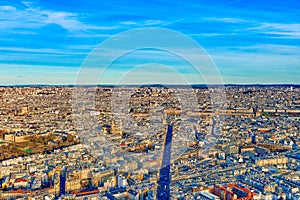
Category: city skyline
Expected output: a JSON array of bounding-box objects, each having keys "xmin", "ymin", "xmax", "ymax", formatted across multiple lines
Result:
[
  {"xmin": 1, "ymin": 0, "xmax": 300, "ymax": 84},
  {"xmin": 1, "ymin": 1, "xmax": 300, "ymax": 199}
]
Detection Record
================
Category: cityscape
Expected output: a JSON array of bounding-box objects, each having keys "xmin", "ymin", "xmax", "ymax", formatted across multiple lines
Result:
[
  {"xmin": 1, "ymin": 0, "xmax": 300, "ymax": 199},
  {"xmin": 0, "ymin": 85, "xmax": 300, "ymax": 199}
]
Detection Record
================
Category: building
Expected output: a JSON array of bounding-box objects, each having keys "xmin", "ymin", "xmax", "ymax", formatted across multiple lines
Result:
[
  {"xmin": 255, "ymin": 157, "xmax": 288, "ymax": 167},
  {"xmin": 110, "ymin": 120, "xmax": 122, "ymax": 135},
  {"xmin": 213, "ymin": 184, "xmax": 256, "ymax": 200},
  {"xmin": 199, "ymin": 191, "xmax": 221, "ymax": 200}
]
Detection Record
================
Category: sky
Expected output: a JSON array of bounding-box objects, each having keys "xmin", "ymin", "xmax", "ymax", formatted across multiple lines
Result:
[{"xmin": 0, "ymin": 0, "xmax": 300, "ymax": 85}]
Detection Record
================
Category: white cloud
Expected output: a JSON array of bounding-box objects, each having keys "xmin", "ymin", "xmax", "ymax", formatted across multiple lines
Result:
[
  {"xmin": 239, "ymin": 44, "xmax": 300, "ymax": 54},
  {"xmin": 41, "ymin": 10, "xmax": 82, "ymax": 31},
  {"xmin": 0, "ymin": 5, "xmax": 16, "ymax": 11},
  {"xmin": 0, "ymin": 46, "xmax": 87, "ymax": 55},
  {"xmin": 201, "ymin": 17, "xmax": 249, "ymax": 23},
  {"xmin": 22, "ymin": 1, "xmax": 32, "ymax": 7},
  {"xmin": 143, "ymin": 20, "xmax": 163, "ymax": 26},
  {"xmin": 120, "ymin": 20, "xmax": 164, "ymax": 26},
  {"xmin": 249, "ymin": 22, "xmax": 300, "ymax": 38},
  {"xmin": 0, "ymin": 4, "xmax": 119, "ymax": 33},
  {"xmin": 120, "ymin": 21, "xmax": 139, "ymax": 26}
]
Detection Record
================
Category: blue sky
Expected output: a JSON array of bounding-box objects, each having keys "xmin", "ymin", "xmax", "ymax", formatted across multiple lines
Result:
[{"xmin": 0, "ymin": 0, "xmax": 300, "ymax": 84}]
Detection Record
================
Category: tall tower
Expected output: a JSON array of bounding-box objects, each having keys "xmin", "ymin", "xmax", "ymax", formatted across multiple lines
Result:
[
  {"xmin": 111, "ymin": 119, "xmax": 122, "ymax": 135},
  {"xmin": 157, "ymin": 124, "xmax": 173, "ymax": 200}
]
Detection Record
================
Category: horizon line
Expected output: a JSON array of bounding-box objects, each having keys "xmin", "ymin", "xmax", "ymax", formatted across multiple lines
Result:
[{"xmin": 0, "ymin": 83, "xmax": 299, "ymax": 87}]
